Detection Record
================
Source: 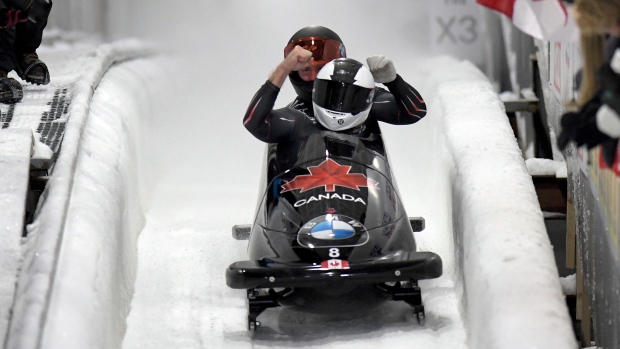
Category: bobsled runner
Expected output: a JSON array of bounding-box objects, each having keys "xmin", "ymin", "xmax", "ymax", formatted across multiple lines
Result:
[{"xmin": 226, "ymin": 130, "xmax": 442, "ymax": 330}]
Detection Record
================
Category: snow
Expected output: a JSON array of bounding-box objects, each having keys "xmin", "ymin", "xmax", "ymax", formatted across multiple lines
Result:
[
  {"xmin": 0, "ymin": 128, "xmax": 32, "ymax": 343},
  {"xmin": 5, "ymin": 39, "xmax": 162, "ymax": 349},
  {"xmin": 560, "ymin": 274, "xmax": 577, "ymax": 295},
  {"xmin": 430, "ymin": 60, "xmax": 575, "ymax": 348},
  {"xmin": 526, "ymin": 158, "xmax": 568, "ymax": 178},
  {"xmin": 1, "ymin": 1, "xmax": 578, "ymax": 348},
  {"xmin": 31, "ymin": 133, "xmax": 53, "ymax": 160},
  {"xmin": 499, "ymin": 91, "xmax": 520, "ymax": 101}
]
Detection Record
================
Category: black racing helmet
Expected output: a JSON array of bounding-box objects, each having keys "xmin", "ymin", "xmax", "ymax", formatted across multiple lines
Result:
[
  {"xmin": 1, "ymin": 0, "xmax": 33, "ymax": 11},
  {"xmin": 284, "ymin": 26, "xmax": 346, "ymax": 103}
]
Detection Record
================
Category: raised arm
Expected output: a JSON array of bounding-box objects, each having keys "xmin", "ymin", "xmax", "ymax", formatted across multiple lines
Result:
[
  {"xmin": 269, "ymin": 45, "xmax": 314, "ymax": 87},
  {"xmin": 367, "ymin": 55, "xmax": 427, "ymax": 125},
  {"xmin": 244, "ymin": 80, "xmax": 311, "ymax": 143},
  {"xmin": 243, "ymin": 47, "xmax": 315, "ymax": 143}
]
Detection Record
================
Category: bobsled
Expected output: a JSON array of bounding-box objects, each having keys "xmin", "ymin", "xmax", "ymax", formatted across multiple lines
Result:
[{"xmin": 226, "ymin": 129, "xmax": 442, "ymax": 330}]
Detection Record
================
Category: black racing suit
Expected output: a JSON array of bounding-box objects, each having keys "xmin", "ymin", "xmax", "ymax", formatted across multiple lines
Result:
[
  {"xmin": 0, "ymin": 0, "xmax": 52, "ymax": 73},
  {"xmin": 243, "ymin": 74, "xmax": 427, "ymax": 143}
]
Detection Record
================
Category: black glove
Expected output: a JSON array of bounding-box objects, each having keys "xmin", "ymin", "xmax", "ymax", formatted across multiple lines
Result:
[
  {"xmin": 597, "ymin": 64, "xmax": 620, "ymax": 93},
  {"xmin": 600, "ymin": 138, "xmax": 619, "ymax": 168},
  {"xmin": 597, "ymin": 64, "xmax": 620, "ymax": 114},
  {"xmin": 557, "ymin": 95, "xmax": 613, "ymax": 150},
  {"xmin": 0, "ymin": 6, "xmax": 28, "ymax": 28}
]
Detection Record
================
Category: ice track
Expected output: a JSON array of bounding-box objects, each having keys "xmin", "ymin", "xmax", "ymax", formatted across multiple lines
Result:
[{"xmin": 3, "ymin": 29, "xmax": 576, "ymax": 349}]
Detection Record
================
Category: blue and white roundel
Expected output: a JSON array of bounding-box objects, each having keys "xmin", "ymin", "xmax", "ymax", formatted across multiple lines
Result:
[{"xmin": 310, "ymin": 220, "xmax": 355, "ymax": 240}]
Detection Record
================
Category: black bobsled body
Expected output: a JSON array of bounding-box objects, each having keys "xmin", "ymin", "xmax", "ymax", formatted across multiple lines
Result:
[{"xmin": 226, "ymin": 129, "xmax": 442, "ymax": 329}]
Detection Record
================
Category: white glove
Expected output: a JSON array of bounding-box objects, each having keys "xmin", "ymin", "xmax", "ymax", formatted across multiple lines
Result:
[
  {"xmin": 610, "ymin": 48, "xmax": 620, "ymax": 74},
  {"xmin": 596, "ymin": 104, "xmax": 620, "ymax": 137},
  {"xmin": 366, "ymin": 55, "xmax": 397, "ymax": 84}
]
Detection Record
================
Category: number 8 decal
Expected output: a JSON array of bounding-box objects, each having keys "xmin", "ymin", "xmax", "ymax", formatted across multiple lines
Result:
[{"xmin": 329, "ymin": 248, "xmax": 340, "ymax": 258}]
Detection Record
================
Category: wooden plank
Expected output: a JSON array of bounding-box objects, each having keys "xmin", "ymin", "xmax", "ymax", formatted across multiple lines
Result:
[
  {"xmin": 576, "ymin": 253, "xmax": 593, "ymax": 346},
  {"xmin": 582, "ymin": 290, "xmax": 592, "ymax": 346},
  {"xmin": 532, "ymin": 176, "xmax": 568, "ymax": 213},
  {"xmin": 577, "ymin": 253, "xmax": 583, "ymax": 321},
  {"xmin": 566, "ymin": 193, "xmax": 576, "ymax": 269},
  {"xmin": 503, "ymin": 99, "xmax": 539, "ymax": 113}
]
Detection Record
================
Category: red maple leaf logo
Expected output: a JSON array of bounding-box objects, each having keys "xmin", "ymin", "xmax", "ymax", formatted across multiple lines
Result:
[{"xmin": 281, "ymin": 159, "xmax": 379, "ymax": 193}]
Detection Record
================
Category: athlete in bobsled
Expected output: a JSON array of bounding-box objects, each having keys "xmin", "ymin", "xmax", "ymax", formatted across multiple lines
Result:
[
  {"xmin": 243, "ymin": 25, "xmax": 427, "ymax": 141},
  {"xmin": 229, "ymin": 26, "xmax": 442, "ymax": 331}
]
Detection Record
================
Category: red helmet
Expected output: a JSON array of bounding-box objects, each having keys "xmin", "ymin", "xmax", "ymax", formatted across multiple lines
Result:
[{"xmin": 285, "ymin": 26, "xmax": 346, "ymax": 103}]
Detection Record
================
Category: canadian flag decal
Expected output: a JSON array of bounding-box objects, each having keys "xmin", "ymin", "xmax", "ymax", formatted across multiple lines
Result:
[
  {"xmin": 282, "ymin": 159, "xmax": 379, "ymax": 193},
  {"xmin": 321, "ymin": 259, "xmax": 350, "ymax": 270}
]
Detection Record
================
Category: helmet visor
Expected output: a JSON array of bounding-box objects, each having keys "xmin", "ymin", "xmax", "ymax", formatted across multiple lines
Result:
[
  {"xmin": 313, "ymin": 80, "xmax": 373, "ymax": 115},
  {"xmin": 284, "ymin": 37, "xmax": 345, "ymax": 66}
]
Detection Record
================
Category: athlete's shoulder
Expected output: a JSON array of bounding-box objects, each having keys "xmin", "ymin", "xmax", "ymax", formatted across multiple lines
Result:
[{"xmin": 287, "ymin": 97, "xmax": 317, "ymax": 123}]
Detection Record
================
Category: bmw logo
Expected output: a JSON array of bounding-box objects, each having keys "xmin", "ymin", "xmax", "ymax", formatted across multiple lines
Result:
[{"xmin": 310, "ymin": 220, "xmax": 355, "ymax": 240}]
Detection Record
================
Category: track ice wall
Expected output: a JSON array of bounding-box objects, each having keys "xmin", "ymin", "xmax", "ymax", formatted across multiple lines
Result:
[
  {"xmin": 425, "ymin": 56, "xmax": 577, "ymax": 348},
  {"xmin": 5, "ymin": 43, "xmax": 168, "ymax": 349}
]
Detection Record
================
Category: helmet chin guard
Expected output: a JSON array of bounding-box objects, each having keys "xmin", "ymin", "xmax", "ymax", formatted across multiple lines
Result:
[
  {"xmin": 312, "ymin": 58, "xmax": 375, "ymax": 131},
  {"xmin": 289, "ymin": 72, "xmax": 314, "ymax": 104}
]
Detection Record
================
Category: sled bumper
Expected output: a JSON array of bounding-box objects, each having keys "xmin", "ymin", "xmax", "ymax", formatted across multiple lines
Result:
[{"xmin": 226, "ymin": 251, "xmax": 442, "ymax": 289}]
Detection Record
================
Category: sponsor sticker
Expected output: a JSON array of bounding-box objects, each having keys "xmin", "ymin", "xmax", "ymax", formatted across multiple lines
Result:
[
  {"xmin": 294, "ymin": 192, "xmax": 366, "ymax": 207},
  {"xmin": 310, "ymin": 220, "xmax": 356, "ymax": 240},
  {"xmin": 297, "ymin": 214, "xmax": 369, "ymax": 248}
]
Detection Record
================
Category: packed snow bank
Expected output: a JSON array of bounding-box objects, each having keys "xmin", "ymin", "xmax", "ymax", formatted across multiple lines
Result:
[
  {"xmin": 0, "ymin": 129, "xmax": 33, "ymax": 343},
  {"xmin": 6, "ymin": 41, "xmax": 165, "ymax": 349},
  {"xmin": 425, "ymin": 56, "xmax": 577, "ymax": 348}
]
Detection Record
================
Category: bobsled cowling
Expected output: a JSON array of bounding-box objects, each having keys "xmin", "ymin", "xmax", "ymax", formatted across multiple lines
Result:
[
  {"xmin": 228, "ymin": 128, "xmax": 442, "ymax": 327},
  {"xmin": 232, "ymin": 129, "xmax": 441, "ymax": 277}
]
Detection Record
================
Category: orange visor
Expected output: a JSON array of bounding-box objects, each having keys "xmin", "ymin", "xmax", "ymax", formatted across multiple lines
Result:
[{"xmin": 284, "ymin": 37, "xmax": 345, "ymax": 66}]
